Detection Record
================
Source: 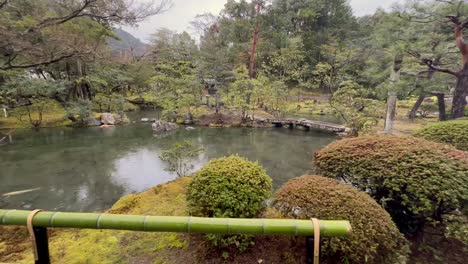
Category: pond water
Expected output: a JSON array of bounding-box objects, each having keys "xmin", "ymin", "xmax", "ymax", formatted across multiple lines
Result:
[{"xmin": 0, "ymin": 112, "xmax": 338, "ymax": 212}]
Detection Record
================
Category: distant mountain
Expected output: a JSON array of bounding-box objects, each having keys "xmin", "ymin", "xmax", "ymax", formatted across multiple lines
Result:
[{"xmin": 108, "ymin": 28, "xmax": 150, "ymax": 57}]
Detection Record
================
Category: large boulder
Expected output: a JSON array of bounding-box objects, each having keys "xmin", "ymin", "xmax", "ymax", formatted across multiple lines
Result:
[
  {"xmin": 100, "ymin": 113, "xmax": 129, "ymax": 125},
  {"xmin": 151, "ymin": 120, "xmax": 179, "ymax": 133},
  {"xmin": 101, "ymin": 113, "xmax": 115, "ymax": 125}
]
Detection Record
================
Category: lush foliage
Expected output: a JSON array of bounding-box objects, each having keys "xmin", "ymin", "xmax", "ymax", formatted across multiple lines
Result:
[
  {"xmin": 331, "ymin": 81, "xmax": 380, "ymax": 135},
  {"xmin": 274, "ymin": 175, "xmax": 409, "ymax": 264},
  {"xmin": 414, "ymin": 120, "xmax": 468, "ymax": 151},
  {"xmin": 2, "ymin": 0, "xmax": 467, "ymax": 131},
  {"xmin": 0, "ymin": 0, "xmax": 170, "ymax": 128},
  {"xmin": 186, "ymin": 155, "xmax": 272, "ymax": 251},
  {"xmin": 159, "ymin": 140, "xmax": 204, "ymax": 177},
  {"xmin": 65, "ymin": 99, "xmax": 93, "ymax": 124},
  {"xmin": 187, "ymin": 155, "xmax": 272, "ymax": 218},
  {"xmin": 149, "ymin": 29, "xmax": 202, "ymax": 120},
  {"xmin": 314, "ymin": 135, "xmax": 468, "ymax": 235}
]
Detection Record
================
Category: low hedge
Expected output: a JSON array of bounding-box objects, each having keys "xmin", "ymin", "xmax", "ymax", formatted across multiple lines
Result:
[
  {"xmin": 414, "ymin": 120, "xmax": 468, "ymax": 150},
  {"xmin": 273, "ymin": 176, "xmax": 409, "ymax": 264},
  {"xmin": 314, "ymin": 135, "xmax": 468, "ymax": 235},
  {"xmin": 186, "ymin": 155, "xmax": 272, "ymax": 251}
]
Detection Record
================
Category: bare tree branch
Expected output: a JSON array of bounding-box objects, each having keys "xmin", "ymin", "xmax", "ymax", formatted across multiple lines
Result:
[{"xmin": 422, "ymin": 58, "xmax": 458, "ymax": 76}]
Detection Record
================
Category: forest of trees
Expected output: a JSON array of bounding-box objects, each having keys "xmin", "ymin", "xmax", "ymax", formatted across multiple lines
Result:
[{"xmin": 0, "ymin": 0, "xmax": 467, "ymax": 131}]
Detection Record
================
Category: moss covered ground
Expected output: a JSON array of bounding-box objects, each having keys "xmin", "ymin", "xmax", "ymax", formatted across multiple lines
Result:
[
  {"xmin": 0, "ymin": 178, "xmax": 307, "ymax": 264},
  {"xmin": 0, "ymin": 178, "xmax": 191, "ymax": 263},
  {"xmin": 0, "ymin": 100, "xmax": 72, "ymax": 129},
  {"xmin": 0, "ymin": 99, "xmax": 139, "ymax": 130},
  {"xmin": 368, "ymin": 99, "xmax": 440, "ymax": 136}
]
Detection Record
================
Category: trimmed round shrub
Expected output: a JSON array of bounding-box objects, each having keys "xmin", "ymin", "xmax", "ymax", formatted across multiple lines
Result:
[
  {"xmin": 187, "ymin": 155, "xmax": 272, "ymax": 218},
  {"xmin": 273, "ymin": 176, "xmax": 409, "ymax": 264},
  {"xmin": 187, "ymin": 155, "xmax": 272, "ymax": 252},
  {"xmin": 414, "ymin": 120, "xmax": 468, "ymax": 151},
  {"xmin": 314, "ymin": 135, "xmax": 468, "ymax": 235}
]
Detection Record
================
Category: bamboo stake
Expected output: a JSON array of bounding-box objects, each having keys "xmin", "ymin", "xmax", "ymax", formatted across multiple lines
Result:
[{"xmin": 0, "ymin": 210, "xmax": 351, "ymax": 237}]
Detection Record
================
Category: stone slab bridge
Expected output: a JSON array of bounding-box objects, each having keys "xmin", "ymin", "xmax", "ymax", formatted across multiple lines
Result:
[{"xmin": 255, "ymin": 117, "xmax": 348, "ymax": 133}]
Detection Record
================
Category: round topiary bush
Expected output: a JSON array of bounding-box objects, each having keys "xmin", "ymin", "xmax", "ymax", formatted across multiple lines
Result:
[
  {"xmin": 187, "ymin": 155, "xmax": 272, "ymax": 218},
  {"xmin": 187, "ymin": 155, "xmax": 273, "ymax": 252},
  {"xmin": 273, "ymin": 176, "xmax": 409, "ymax": 264},
  {"xmin": 414, "ymin": 120, "xmax": 468, "ymax": 151},
  {"xmin": 314, "ymin": 135, "xmax": 468, "ymax": 235}
]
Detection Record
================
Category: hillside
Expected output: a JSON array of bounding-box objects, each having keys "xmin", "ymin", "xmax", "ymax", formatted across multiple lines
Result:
[{"xmin": 108, "ymin": 28, "xmax": 149, "ymax": 57}]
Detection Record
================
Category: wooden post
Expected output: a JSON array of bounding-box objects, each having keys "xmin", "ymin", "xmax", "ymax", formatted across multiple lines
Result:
[
  {"xmin": 33, "ymin": 227, "xmax": 50, "ymax": 264},
  {"xmin": 306, "ymin": 236, "xmax": 314, "ymax": 264}
]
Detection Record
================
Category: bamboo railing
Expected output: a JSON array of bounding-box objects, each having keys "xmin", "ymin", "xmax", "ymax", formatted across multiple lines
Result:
[
  {"xmin": 0, "ymin": 209, "xmax": 352, "ymax": 264},
  {"xmin": 0, "ymin": 209, "xmax": 351, "ymax": 236}
]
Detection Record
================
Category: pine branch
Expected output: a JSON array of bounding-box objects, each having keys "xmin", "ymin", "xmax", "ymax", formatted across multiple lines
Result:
[
  {"xmin": 422, "ymin": 59, "xmax": 458, "ymax": 76},
  {"xmin": 0, "ymin": 53, "xmax": 76, "ymax": 70}
]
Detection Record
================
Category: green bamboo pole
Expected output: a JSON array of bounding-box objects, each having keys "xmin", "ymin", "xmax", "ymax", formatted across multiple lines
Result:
[{"xmin": 0, "ymin": 210, "xmax": 351, "ymax": 237}]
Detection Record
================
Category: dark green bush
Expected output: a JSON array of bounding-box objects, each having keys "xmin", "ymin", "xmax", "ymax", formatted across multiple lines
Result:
[
  {"xmin": 273, "ymin": 175, "xmax": 409, "ymax": 264},
  {"xmin": 414, "ymin": 120, "xmax": 468, "ymax": 151},
  {"xmin": 187, "ymin": 155, "xmax": 272, "ymax": 251},
  {"xmin": 314, "ymin": 135, "xmax": 468, "ymax": 235}
]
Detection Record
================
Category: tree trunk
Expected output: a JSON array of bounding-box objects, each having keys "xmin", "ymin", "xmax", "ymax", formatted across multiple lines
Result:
[
  {"xmin": 431, "ymin": 92, "xmax": 447, "ymax": 121},
  {"xmin": 408, "ymin": 94, "xmax": 425, "ymax": 120},
  {"xmin": 451, "ymin": 64, "xmax": 468, "ymax": 118},
  {"xmin": 409, "ymin": 68, "xmax": 437, "ymax": 120},
  {"xmin": 384, "ymin": 93, "xmax": 397, "ymax": 133},
  {"xmin": 248, "ymin": 2, "xmax": 261, "ymax": 79},
  {"xmin": 451, "ymin": 20, "xmax": 468, "ymax": 118},
  {"xmin": 384, "ymin": 54, "xmax": 403, "ymax": 133},
  {"xmin": 246, "ymin": 1, "xmax": 262, "ymax": 106}
]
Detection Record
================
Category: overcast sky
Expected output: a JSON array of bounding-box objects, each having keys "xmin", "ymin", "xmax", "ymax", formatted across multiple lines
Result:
[{"xmin": 123, "ymin": 0, "xmax": 398, "ymax": 43}]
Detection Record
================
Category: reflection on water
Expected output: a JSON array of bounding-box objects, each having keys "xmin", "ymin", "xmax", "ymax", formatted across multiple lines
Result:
[{"xmin": 0, "ymin": 112, "xmax": 338, "ymax": 212}]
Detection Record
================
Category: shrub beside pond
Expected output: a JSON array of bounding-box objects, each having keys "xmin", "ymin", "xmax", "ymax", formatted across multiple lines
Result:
[
  {"xmin": 314, "ymin": 135, "xmax": 468, "ymax": 236},
  {"xmin": 273, "ymin": 175, "xmax": 409, "ymax": 264},
  {"xmin": 414, "ymin": 119, "xmax": 468, "ymax": 151},
  {"xmin": 186, "ymin": 155, "xmax": 273, "ymax": 251}
]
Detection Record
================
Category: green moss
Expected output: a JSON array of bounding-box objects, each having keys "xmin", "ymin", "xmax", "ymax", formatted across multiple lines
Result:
[
  {"xmin": 3, "ymin": 178, "xmax": 192, "ymax": 264},
  {"xmin": 124, "ymin": 102, "xmax": 139, "ymax": 112},
  {"xmin": 0, "ymin": 100, "xmax": 72, "ymax": 129},
  {"xmin": 192, "ymin": 105, "xmax": 212, "ymax": 119},
  {"xmin": 284, "ymin": 100, "xmax": 336, "ymax": 116},
  {"xmin": 126, "ymin": 93, "xmax": 160, "ymax": 106}
]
